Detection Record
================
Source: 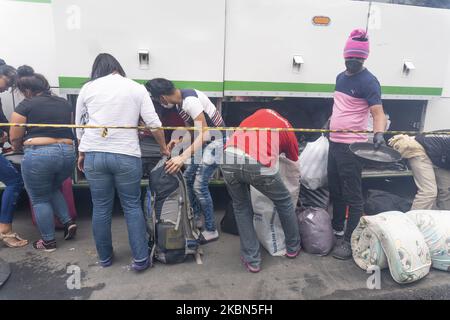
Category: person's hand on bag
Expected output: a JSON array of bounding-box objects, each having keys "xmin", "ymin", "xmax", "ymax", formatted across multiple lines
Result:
[{"xmin": 165, "ymin": 155, "xmax": 187, "ymax": 174}]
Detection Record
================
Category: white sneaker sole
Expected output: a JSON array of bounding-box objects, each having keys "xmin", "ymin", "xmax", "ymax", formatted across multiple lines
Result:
[{"xmin": 200, "ymin": 234, "xmax": 220, "ymax": 244}]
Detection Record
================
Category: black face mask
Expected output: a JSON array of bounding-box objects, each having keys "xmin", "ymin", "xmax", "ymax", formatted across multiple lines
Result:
[{"xmin": 345, "ymin": 60, "xmax": 364, "ymax": 74}]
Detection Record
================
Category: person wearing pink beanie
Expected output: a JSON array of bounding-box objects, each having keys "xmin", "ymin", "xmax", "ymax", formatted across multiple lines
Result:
[
  {"xmin": 328, "ymin": 29, "xmax": 387, "ymax": 260},
  {"xmin": 344, "ymin": 29, "xmax": 370, "ymax": 60}
]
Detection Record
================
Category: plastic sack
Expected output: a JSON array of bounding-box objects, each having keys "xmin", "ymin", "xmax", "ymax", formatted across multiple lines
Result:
[
  {"xmin": 297, "ymin": 207, "xmax": 335, "ymax": 256},
  {"xmin": 407, "ymin": 210, "xmax": 450, "ymax": 272},
  {"xmin": 252, "ymin": 155, "xmax": 301, "ymax": 256},
  {"xmin": 364, "ymin": 189, "xmax": 412, "ymax": 215},
  {"xmin": 299, "ymin": 186, "xmax": 329, "ymax": 209},
  {"xmin": 299, "ymin": 135, "xmax": 329, "ymax": 190}
]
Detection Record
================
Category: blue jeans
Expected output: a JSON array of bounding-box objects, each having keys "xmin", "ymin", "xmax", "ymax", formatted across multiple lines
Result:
[
  {"xmin": 21, "ymin": 144, "xmax": 76, "ymax": 241},
  {"xmin": 0, "ymin": 155, "xmax": 23, "ymax": 224},
  {"xmin": 221, "ymin": 152, "xmax": 301, "ymax": 267},
  {"xmin": 184, "ymin": 140, "xmax": 222, "ymax": 232},
  {"xmin": 84, "ymin": 152, "xmax": 148, "ymax": 264}
]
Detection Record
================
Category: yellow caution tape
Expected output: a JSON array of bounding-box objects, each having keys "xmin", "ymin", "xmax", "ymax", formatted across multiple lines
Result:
[{"xmin": 2, "ymin": 123, "xmax": 450, "ymax": 136}]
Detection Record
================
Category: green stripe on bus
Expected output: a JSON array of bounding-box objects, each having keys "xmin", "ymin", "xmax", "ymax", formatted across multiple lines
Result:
[
  {"xmin": 224, "ymin": 81, "xmax": 335, "ymax": 93},
  {"xmin": 59, "ymin": 77, "xmax": 442, "ymax": 96},
  {"xmin": 12, "ymin": 0, "xmax": 51, "ymax": 3},
  {"xmin": 381, "ymin": 86, "xmax": 443, "ymax": 96},
  {"xmin": 58, "ymin": 77, "xmax": 223, "ymax": 92},
  {"xmin": 224, "ymin": 81, "xmax": 443, "ymax": 96}
]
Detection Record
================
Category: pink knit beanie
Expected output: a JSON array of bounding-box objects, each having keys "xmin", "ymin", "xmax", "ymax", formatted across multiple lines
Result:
[{"xmin": 344, "ymin": 29, "xmax": 370, "ymax": 59}]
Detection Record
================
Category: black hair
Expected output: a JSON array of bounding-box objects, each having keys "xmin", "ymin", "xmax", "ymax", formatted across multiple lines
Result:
[
  {"xmin": 145, "ymin": 78, "xmax": 176, "ymax": 98},
  {"xmin": 0, "ymin": 63, "xmax": 17, "ymax": 88},
  {"xmin": 16, "ymin": 65, "xmax": 51, "ymax": 96},
  {"xmin": 0, "ymin": 58, "xmax": 5, "ymax": 66},
  {"xmin": 90, "ymin": 53, "xmax": 126, "ymax": 81}
]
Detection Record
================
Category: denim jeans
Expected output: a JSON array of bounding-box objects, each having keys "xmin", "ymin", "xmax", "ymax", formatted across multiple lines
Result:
[
  {"xmin": 21, "ymin": 144, "xmax": 76, "ymax": 241},
  {"xmin": 184, "ymin": 140, "xmax": 223, "ymax": 232},
  {"xmin": 84, "ymin": 152, "xmax": 148, "ymax": 264},
  {"xmin": 0, "ymin": 155, "xmax": 24, "ymax": 224},
  {"xmin": 221, "ymin": 152, "xmax": 301, "ymax": 268}
]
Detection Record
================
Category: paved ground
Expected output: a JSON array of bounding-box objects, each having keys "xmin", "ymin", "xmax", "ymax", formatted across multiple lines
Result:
[{"xmin": 0, "ymin": 189, "xmax": 449, "ymax": 300}]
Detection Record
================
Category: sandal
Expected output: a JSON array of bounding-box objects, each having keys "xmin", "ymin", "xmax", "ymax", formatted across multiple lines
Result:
[{"xmin": 0, "ymin": 233, "xmax": 29, "ymax": 248}]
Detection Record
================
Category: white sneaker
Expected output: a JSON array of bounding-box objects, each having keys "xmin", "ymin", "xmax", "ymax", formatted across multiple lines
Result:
[
  {"xmin": 334, "ymin": 229, "xmax": 345, "ymax": 237},
  {"xmin": 200, "ymin": 230, "xmax": 219, "ymax": 244}
]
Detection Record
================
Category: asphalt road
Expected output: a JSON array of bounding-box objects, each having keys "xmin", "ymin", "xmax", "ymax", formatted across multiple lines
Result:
[{"xmin": 0, "ymin": 189, "xmax": 449, "ymax": 300}]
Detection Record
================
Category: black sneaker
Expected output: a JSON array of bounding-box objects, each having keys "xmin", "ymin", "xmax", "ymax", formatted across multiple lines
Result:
[
  {"xmin": 332, "ymin": 240, "xmax": 353, "ymax": 260},
  {"xmin": 33, "ymin": 239, "xmax": 57, "ymax": 252},
  {"xmin": 64, "ymin": 222, "xmax": 77, "ymax": 240}
]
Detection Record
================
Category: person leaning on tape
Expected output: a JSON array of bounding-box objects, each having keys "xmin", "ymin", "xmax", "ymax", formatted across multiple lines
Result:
[{"xmin": 389, "ymin": 134, "xmax": 450, "ymax": 211}]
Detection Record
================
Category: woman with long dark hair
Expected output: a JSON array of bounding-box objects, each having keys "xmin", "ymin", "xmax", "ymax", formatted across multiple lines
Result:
[
  {"xmin": 9, "ymin": 66, "xmax": 77, "ymax": 252},
  {"xmin": 0, "ymin": 61, "xmax": 27, "ymax": 248},
  {"xmin": 76, "ymin": 53, "xmax": 168, "ymax": 271}
]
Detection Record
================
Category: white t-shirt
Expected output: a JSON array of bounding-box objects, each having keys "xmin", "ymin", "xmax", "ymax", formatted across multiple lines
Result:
[
  {"xmin": 75, "ymin": 74, "xmax": 162, "ymax": 158},
  {"xmin": 178, "ymin": 90, "xmax": 224, "ymax": 127}
]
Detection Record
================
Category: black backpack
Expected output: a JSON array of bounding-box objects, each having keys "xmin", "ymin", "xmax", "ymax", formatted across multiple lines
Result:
[{"xmin": 144, "ymin": 158, "xmax": 202, "ymax": 264}]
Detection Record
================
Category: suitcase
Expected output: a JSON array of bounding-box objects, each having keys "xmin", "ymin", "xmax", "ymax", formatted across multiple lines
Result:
[{"xmin": 30, "ymin": 178, "xmax": 77, "ymax": 229}]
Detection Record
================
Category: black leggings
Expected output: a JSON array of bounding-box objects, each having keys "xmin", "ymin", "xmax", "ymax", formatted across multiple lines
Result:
[{"xmin": 328, "ymin": 142, "xmax": 364, "ymax": 242}]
